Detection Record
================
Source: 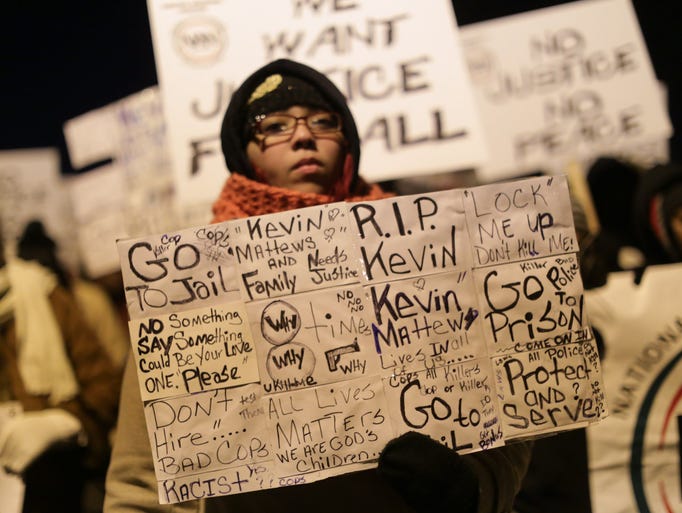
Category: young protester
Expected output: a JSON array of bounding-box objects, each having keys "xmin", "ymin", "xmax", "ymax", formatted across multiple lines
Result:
[
  {"xmin": 104, "ymin": 58, "xmax": 532, "ymax": 513},
  {"xmin": 0, "ymin": 228, "xmax": 122, "ymax": 513}
]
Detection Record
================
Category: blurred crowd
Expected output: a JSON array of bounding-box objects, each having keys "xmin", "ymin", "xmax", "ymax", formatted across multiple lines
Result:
[{"xmin": 1, "ymin": 220, "xmax": 127, "ymax": 513}]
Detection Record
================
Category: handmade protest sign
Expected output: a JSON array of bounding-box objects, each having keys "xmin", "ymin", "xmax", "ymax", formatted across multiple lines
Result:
[
  {"xmin": 245, "ymin": 284, "xmax": 379, "ymax": 394},
  {"xmin": 381, "ymin": 357, "xmax": 502, "ymax": 453},
  {"xmin": 476, "ymin": 253, "xmax": 586, "ymax": 351},
  {"xmin": 462, "ymin": 177, "xmax": 577, "ymax": 268},
  {"xmin": 230, "ymin": 202, "xmax": 391, "ymax": 485},
  {"xmin": 117, "ymin": 174, "xmax": 606, "ymax": 503},
  {"xmin": 68, "ymin": 165, "xmax": 128, "ymax": 279},
  {"xmin": 459, "ymin": 0, "xmax": 672, "ymax": 181},
  {"xmin": 228, "ymin": 203, "xmax": 360, "ymax": 301},
  {"xmin": 64, "ymin": 88, "xmax": 203, "ymax": 279},
  {"xmin": 144, "ymin": 383, "xmax": 274, "ymax": 500},
  {"xmin": 268, "ymin": 376, "xmax": 394, "ymax": 476},
  {"xmin": 460, "ymin": 178, "xmax": 604, "ymax": 439},
  {"xmin": 369, "ymin": 270, "xmax": 485, "ymax": 378},
  {"xmin": 350, "ymin": 188, "xmax": 471, "ymax": 283},
  {"xmin": 118, "ymin": 222, "xmax": 259, "ymax": 401},
  {"xmin": 348, "ymin": 188, "xmax": 495, "ymax": 454},
  {"xmin": 146, "ymin": 0, "xmax": 486, "ymax": 205},
  {"xmin": 0, "ymin": 148, "xmax": 74, "ymax": 270},
  {"xmin": 128, "ymin": 302, "xmax": 257, "ymax": 401},
  {"xmin": 493, "ymin": 328, "xmax": 603, "ymax": 439},
  {"xmin": 118, "ymin": 222, "xmax": 240, "ymax": 318}
]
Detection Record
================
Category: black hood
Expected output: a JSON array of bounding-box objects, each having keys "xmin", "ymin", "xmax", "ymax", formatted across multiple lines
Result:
[
  {"xmin": 220, "ymin": 59, "xmax": 360, "ymax": 190},
  {"xmin": 633, "ymin": 162, "xmax": 682, "ymax": 263}
]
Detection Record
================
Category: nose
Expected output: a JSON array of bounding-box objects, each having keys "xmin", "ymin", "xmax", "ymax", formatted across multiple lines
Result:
[{"xmin": 290, "ymin": 117, "xmax": 315, "ymax": 145}]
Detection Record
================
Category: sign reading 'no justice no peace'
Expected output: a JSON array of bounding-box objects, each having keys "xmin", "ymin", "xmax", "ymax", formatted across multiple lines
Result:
[{"xmin": 459, "ymin": 0, "xmax": 672, "ymax": 180}]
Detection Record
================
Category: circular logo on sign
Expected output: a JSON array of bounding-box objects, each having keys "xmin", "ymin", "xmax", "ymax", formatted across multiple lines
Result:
[
  {"xmin": 172, "ymin": 17, "xmax": 226, "ymax": 66},
  {"xmin": 463, "ymin": 46, "xmax": 497, "ymax": 86}
]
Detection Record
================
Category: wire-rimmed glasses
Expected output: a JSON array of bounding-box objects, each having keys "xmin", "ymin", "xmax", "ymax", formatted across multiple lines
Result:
[{"xmin": 251, "ymin": 111, "xmax": 343, "ymax": 145}]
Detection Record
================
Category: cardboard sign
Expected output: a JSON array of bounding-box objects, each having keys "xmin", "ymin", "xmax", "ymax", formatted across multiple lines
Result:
[
  {"xmin": 117, "ymin": 174, "xmax": 607, "ymax": 503},
  {"xmin": 0, "ymin": 148, "xmax": 77, "ymax": 272},
  {"xmin": 67, "ymin": 164, "xmax": 128, "ymax": 278},
  {"xmin": 351, "ymin": 188, "xmax": 471, "ymax": 283},
  {"xmin": 63, "ymin": 103, "xmax": 118, "ymax": 171},
  {"xmin": 64, "ymin": 88, "xmax": 214, "ymax": 278},
  {"xmin": 146, "ymin": 0, "xmax": 487, "ymax": 205},
  {"xmin": 459, "ymin": 0, "xmax": 672, "ymax": 181},
  {"xmin": 245, "ymin": 284, "xmax": 379, "ymax": 393},
  {"xmin": 229, "ymin": 203, "xmax": 360, "ymax": 300}
]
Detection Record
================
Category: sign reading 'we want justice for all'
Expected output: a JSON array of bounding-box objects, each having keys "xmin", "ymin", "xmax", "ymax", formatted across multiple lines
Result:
[
  {"xmin": 146, "ymin": 0, "xmax": 487, "ymax": 205},
  {"xmin": 117, "ymin": 175, "xmax": 607, "ymax": 504}
]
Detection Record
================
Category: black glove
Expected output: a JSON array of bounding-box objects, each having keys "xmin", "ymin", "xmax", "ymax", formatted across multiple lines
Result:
[{"xmin": 377, "ymin": 431, "xmax": 479, "ymax": 513}]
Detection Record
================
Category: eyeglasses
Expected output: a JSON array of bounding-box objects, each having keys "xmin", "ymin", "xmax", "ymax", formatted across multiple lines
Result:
[{"xmin": 251, "ymin": 111, "xmax": 342, "ymax": 144}]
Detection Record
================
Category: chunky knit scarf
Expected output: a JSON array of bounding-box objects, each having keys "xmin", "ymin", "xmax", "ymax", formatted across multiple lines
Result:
[
  {"xmin": 0, "ymin": 260, "xmax": 79, "ymax": 404},
  {"xmin": 212, "ymin": 173, "xmax": 393, "ymax": 222}
]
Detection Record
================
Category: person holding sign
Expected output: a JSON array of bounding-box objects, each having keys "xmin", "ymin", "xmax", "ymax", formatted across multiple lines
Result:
[
  {"xmin": 0, "ymin": 229, "xmax": 122, "ymax": 513},
  {"xmin": 105, "ymin": 59, "xmax": 532, "ymax": 513}
]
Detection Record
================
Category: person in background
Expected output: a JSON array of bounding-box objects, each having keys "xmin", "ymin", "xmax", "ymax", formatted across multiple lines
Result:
[
  {"xmin": 104, "ymin": 58, "xmax": 532, "ymax": 513},
  {"xmin": 584, "ymin": 157, "xmax": 646, "ymax": 281},
  {"xmin": 632, "ymin": 161, "xmax": 682, "ymax": 265},
  {"xmin": 0, "ymin": 226, "xmax": 122, "ymax": 513},
  {"xmin": 16, "ymin": 220, "xmax": 130, "ymax": 371}
]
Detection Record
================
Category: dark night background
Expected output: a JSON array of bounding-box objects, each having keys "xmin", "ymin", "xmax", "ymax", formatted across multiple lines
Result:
[{"xmin": 2, "ymin": 0, "xmax": 680, "ymax": 173}]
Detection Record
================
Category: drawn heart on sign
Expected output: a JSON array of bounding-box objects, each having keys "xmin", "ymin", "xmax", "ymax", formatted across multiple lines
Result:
[
  {"xmin": 413, "ymin": 278, "xmax": 425, "ymax": 290},
  {"xmin": 328, "ymin": 208, "xmax": 341, "ymax": 221},
  {"xmin": 324, "ymin": 228, "xmax": 335, "ymax": 241}
]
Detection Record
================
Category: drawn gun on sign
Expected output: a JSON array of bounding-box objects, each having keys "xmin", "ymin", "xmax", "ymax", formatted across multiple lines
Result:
[{"xmin": 325, "ymin": 339, "xmax": 360, "ymax": 371}]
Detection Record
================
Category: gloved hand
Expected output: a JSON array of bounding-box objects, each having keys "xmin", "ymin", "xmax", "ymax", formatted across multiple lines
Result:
[
  {"xmin": 0, "ymin": 409, "xmax": 82, "ymax": 475},
  {"xmin": 378, "ymin": 431, "xmax": 479, "ymax": 513}
]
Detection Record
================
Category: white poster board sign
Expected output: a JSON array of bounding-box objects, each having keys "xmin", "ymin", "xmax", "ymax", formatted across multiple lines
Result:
[
  {"xmin": 459, "ymin": 0, "xmax": 672, "ymax": 182},
  {"xmin": 586, "ymin": 264, "xmax": 682, "ymax": 513},
  {"xmin": 63, "ymin": 103, "xmax": 118, "ymax": 170},
  {"xmin": 64, "ymin": 88, "xmax": 214, "ymax": 278},
  {"xmin": 67, "ymin": 164, "xmax": 127, "ymax": 278},
  {"xmin": 117, "ymin": 174, "xmax": 607, "ymax": 504},
  {"xmin": 146, "ymin": 0, "xmax": 488, "ymax": 205},
  {"xmin": 0, "ymin": 148, "xmax": 77, "ymax": 271}
]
